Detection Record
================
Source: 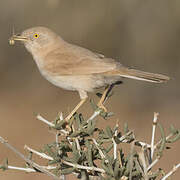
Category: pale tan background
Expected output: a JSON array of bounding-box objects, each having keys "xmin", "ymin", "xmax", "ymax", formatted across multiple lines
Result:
[{"xmin": 0, "ymin": 0, "xmax": 179, "ymax": 179}]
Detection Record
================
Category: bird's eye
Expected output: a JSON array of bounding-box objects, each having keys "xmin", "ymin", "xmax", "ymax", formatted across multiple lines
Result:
[{"xmin": 33, "ymin": 33, "xmax": 39, "ymax": 38}]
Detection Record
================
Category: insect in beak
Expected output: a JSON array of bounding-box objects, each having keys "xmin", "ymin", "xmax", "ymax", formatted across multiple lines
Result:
[{"xmin": 9, "ymin": 34, "xmax": 29, "ymax": 45}]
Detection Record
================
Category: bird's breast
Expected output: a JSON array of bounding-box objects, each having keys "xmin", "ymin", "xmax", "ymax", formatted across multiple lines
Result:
[{"xmin": 32, "ymin": 55, "xmax": 74, "ymax": 90}]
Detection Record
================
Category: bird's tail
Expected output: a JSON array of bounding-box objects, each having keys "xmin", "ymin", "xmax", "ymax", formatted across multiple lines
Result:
[{"xmin": 110, "ymin": 68, "xmax": 170, "ymax": 83}]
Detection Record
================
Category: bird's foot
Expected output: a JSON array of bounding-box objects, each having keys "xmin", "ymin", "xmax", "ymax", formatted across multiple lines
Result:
[
  {"xmin": 64, "ymin": 116, "xmax": 73, "ymax": 132},
  {"xmin": 97, "ymin": 102, "xmax": 107, "ymax": 112},
  {"xmin": 65, "ymin": 114, "xmax": 72, "ymax": 122},
  {"xmin": 65, "ymin": 125, "xmax": 72, "ymax": 132}
]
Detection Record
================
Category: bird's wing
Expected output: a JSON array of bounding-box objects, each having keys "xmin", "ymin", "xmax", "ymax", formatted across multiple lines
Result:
[
  {"xmin": 43, "ymin": 47, "xmax": 118, "ymax": 75},
  {"xmin": 42, "ymin": 46, "xmax": 169, "ymax": 83}
]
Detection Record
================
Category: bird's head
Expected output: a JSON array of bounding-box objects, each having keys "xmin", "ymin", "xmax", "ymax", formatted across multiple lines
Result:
[{"xmin": 9, "ymin": 26, "xmax": 60, "ymax": 54}]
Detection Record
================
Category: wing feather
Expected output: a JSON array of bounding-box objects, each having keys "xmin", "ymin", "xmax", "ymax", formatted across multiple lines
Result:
[{"xmin": 43, "ymin": 47, "xmax": 117, "ymax": 75}]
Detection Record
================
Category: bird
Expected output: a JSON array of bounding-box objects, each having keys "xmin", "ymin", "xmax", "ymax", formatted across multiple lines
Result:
[{"xmin": 9, "ymin": 26, "xmax": 169, "ymax": 121}]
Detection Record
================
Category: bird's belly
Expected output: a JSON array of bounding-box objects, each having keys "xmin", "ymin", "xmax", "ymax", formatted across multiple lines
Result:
[
  {"xmin": 41, "ymin": 73, "xmax": 121, "ymax": 93},
  {"xmin": 38, "ymin": 68, "xmax": 97, "ymax": 91},
  {"xmin": 41, "ymin": 72, "xmax": 78, "ymax": 91}
]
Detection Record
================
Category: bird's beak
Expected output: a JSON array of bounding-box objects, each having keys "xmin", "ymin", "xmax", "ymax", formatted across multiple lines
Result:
[{"xmin": 9, "ymin": 34, "xmax": 29, "ymax": 45}]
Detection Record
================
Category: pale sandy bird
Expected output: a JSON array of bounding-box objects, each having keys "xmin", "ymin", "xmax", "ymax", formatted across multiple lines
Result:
[{"xmin": 9, "ymin": 26, "xmax": 169, "ymax": 121}]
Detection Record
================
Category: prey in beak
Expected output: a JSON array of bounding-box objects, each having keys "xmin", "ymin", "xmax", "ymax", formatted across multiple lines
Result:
[{"xmin": 9, "ymin": 34, "xmax": 29, "ymax": 45}]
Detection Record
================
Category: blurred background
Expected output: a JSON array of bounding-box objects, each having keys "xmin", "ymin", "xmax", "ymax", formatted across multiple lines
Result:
[{"xmin": 0, "ymin": 0, "xmax": 179, "ymax": 179}]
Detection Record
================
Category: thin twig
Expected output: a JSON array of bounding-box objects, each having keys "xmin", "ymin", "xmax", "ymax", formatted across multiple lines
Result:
[
  {"xmin": 72, "ymin": 125, "xmax": 81, "ymax": 152},
  {"xmin": 118, "ymin": 131, "xmax": 133, "ymax": 142},
  {"xmin": 154, "ymin": 133, "xmax": 174, "ymax": 149},
  {"xmin": 120, "ymin": 176, "xmax": 128, "ymax": 180},
  {"xmin": 25, "ymin": 145, "xmax": 65, "ymax": 180},
  {"xmin": 129, "ymin": 142, "xmax": 135, "ymax": 180},
  {"xmin": 59, "ymin": 112, "xmax": 64, "ymax": 121},
  {"xmin": 161, "ymin": 163, "xmax": 180, "ymax": 180},
  {"xmin": 113, "ymin": 123, "xmax": 118, "ymax": 160},
  {"xmin": 37, "ymin": 114, "xmax": 55, "ymax": 127},
  {"xmin": 112, "ymin": 137, "xmax": 117, "ymax": 160},
  {"xmin": 67, "ymin": 137, "xmax": 73, "ymax": 145},
  {"xmin": 37, "ymin": 114, "xmax": 68, "ymax": 135},
  {"xmin": 61, "ymin": 159, "xmax": 105, "ymax": 173},
  {"xmin": 24, "ymin": 145, "xmax": 53, "ymax": 160},
  {"xmin": 7, "ymin": 165, "xmax": 36, "ymax": 172},
  {"xmin": 147, "ymin": 157, "xmax": 160, "ymax": 171},
  {"xmin": 139, "ymin": 150, "xmax": 148, "ymax": 180},
  {"xmin": 118, "ymin": 150, "xmax": 122, "ymax": 168},
  {"xmin": 135, "ymin": 140, "xmax": 151, "ymax": 148},
  {"xmin": 55, "ymin": 132, "xmax": 61, "ymax": 155},
  {"xmin": 6, "ymin": 165, "xmax": 56, "ymax": 172},
  {"xmin": 75, "ymin": 138, "xmax": 81, "ymax": 152},
  {"xmin": 92, "ymin": 138, "xmax": 106, "ymax": 159},
  {"xmin": 87, "ymin": 110, "xmax": 101, "ymax": 122},
  {"xmin": 0, "ymin": 136, "xmax": 60, "ymax": 180},
  {"xmin": 136, "ymin": 132, "xmax": 176, "ymax": 150},
  {"xmin": 151, "ymin": 112, "xmax": 159, "ymax": 160}
]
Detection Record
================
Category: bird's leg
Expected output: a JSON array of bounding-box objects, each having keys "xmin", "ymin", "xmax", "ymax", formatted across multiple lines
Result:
[
  {"xmin": 97, "ymin": 81, "xmax": 122, "ymax": 112},
  {"xmin": 65, "ymin": 98, "xmax": 87, "ymax": 122},
  {"xmin": 65, "ymin": 90, "xmax": 88, "ymax": 122},
  {"xmin": 97, "ymin": 85, "xmax": 111, "ymax": 112}
]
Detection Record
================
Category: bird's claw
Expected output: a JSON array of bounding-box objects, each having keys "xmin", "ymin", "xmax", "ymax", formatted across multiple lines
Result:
[{"xmin": 97, "ymin": 102, "xmax": 107, "ymax": 112}]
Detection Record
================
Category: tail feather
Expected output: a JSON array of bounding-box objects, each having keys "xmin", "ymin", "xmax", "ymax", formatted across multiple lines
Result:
[{"xmin": 118, "ymin": 68, "xmax": 170, "ymax": 83}]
